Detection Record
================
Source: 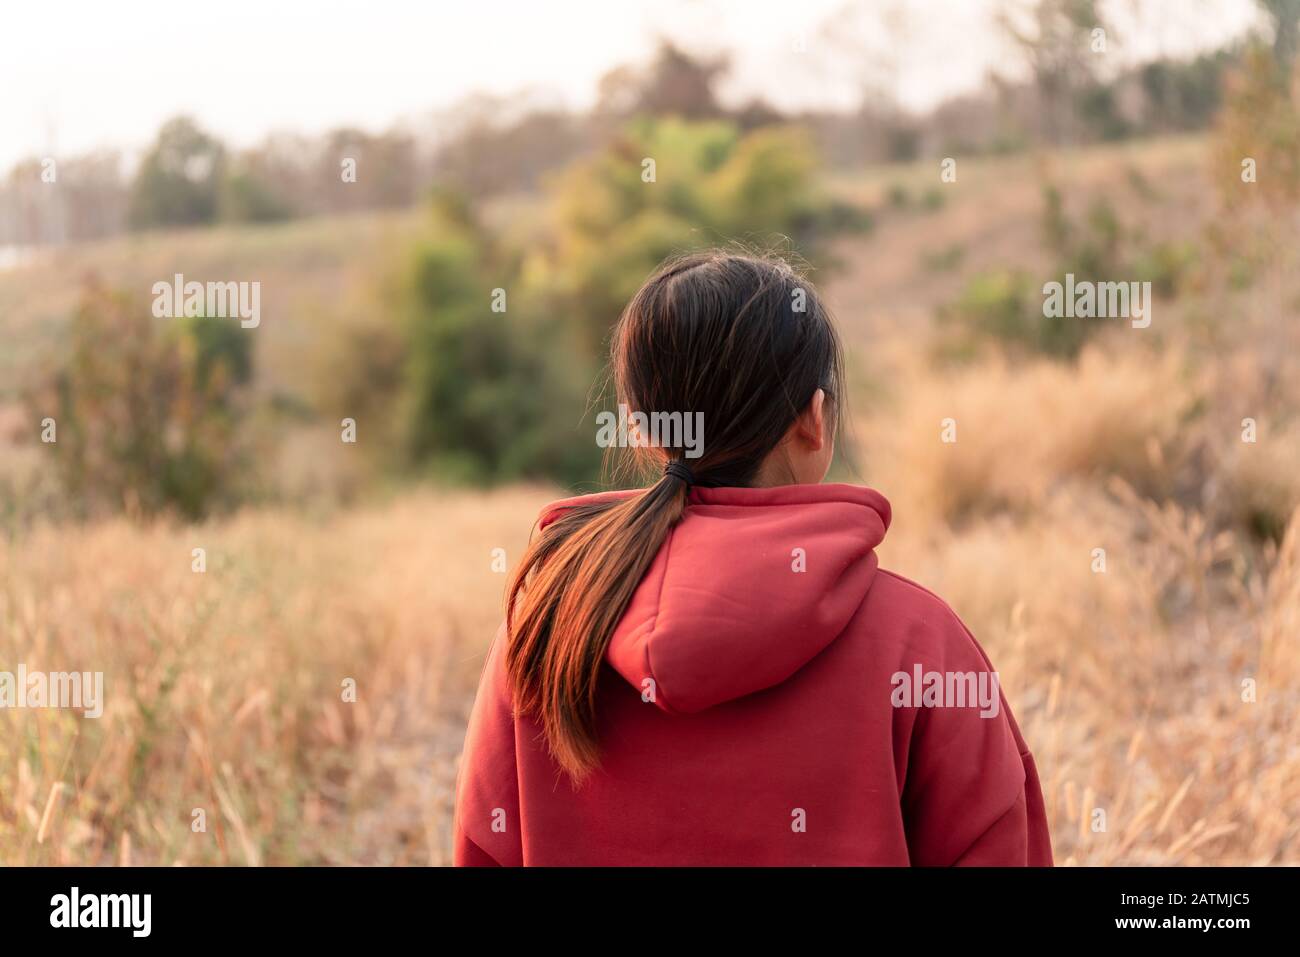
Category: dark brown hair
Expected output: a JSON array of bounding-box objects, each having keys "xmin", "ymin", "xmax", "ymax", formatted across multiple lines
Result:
[{"xmin": 505, "ymin": 249, "xmax": 845, "ymax": 779}]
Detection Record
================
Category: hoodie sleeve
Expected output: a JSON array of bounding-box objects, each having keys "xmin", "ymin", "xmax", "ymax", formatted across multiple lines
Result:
[
  {"xmin": 893, "ymin": 588, "xmax": 1053, "ymax": 867},
  {"xmin": 452, "ymin": 625, "xmax": 524, "ymax": 867},
  {"xmin": 454, "ymin": 826, "xmax": 502, "ymax": 866},
  {"xmin": 948, "ymin": 750, "xmax": 1052, "ymax": 866}
]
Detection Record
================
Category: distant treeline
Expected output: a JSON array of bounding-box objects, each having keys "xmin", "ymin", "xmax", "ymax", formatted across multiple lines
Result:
[
  {"xmin": 24, "ymin": 115, "xmax": 860, "ymax": 519},
  {"xmin": 0, "ymin": 0, "xmax": 1286, "ymax": 247}
]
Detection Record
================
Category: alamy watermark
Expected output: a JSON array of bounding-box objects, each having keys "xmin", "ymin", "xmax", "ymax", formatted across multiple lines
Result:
[
  {"xmin": 891, "ymin": 665, "xmax": 1001, "ymax": 718},
  {"xmin": 50, "ymin": 887, "xmax": 151, "ymax": 937},
  {"xmin": 152, "ymin": 273, "xmax": 260, "ymax": 328},
  {"xmin": 1042, "ymin": 273, "xmax": 1151, "ymax": 329},
  {"xmin": 595, "ymin": 403, "xmax": 704, "ymax": 458},
  {"xmin": 0, "ymin": 664, "xmax": 103, "ymax": 718}
]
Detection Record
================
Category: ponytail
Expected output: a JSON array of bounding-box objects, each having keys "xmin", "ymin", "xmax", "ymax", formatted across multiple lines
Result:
[{"xmin": 505, "ymin": 471, "xmax": 689, "ymax": 781}]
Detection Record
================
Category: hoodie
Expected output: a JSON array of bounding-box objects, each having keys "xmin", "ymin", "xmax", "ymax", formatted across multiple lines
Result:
[{"xmin": 453, "ymin": 483, "xmax": 1053, "ymax": 866}]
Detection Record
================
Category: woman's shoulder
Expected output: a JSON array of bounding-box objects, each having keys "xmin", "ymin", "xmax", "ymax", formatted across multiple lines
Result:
[
  {"xmin": 536, "ymin": 489, "xmax": 641, "ymax": 530},
  {"xmin": 857, "ymin": 568, "xmax": 998, "ymax": 673}
]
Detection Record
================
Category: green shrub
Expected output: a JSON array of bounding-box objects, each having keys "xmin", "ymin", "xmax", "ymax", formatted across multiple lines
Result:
[
  {"xmin": 938, "ymin": 269, "xmax": 1090, "ymax": 360},
  {"xmin": 398, "ymin": 199, "xmax": 600, "ymax": 484},
  {"xmin": 920, "ymin": 186, "xmax": 947, "ymax": 211},
  {"xmin": 219, "ymin": 169, "xmax": 293, "ymax": 223},
  {"xmin": 1131, "ymin": 240, "xmax": 1198, "ymax": 298},
  {"xmin": 34, "ymin": 280, "xmax": 254, "ymax": 518},
  {"xmin": 921, "ymin": 242, "xmax": 965, "ymax": 273}
]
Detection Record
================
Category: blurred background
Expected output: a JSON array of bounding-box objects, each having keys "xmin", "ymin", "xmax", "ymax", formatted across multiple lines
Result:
[{"xmin": 1, "ymin": 0, "xmax": 1297, "ymax": 865}]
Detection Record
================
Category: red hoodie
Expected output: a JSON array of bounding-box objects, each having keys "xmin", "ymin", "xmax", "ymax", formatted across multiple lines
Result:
[{"xmin": 454, "ymin": 483, "xmax": 1053, "ymax": 866}]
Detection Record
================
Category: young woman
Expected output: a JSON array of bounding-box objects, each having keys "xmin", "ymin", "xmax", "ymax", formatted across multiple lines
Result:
[{"xmin": 453, "ymin": 250, "xmax": 1052, "ymax": 866}]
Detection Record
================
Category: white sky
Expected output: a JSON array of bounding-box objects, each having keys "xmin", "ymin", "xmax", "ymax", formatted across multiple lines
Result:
[{"xmin": 0, "ymin": 0, "xmax": 1265, "ymax": 171}]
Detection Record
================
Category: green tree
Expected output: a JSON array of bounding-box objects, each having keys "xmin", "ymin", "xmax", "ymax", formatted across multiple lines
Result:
[
  {"xmin": 219, "ymin": 167, "xmax": 293, "ymax": 223},
  {"xmin": 544, "ymin": 118, "xmax": 835, "ymax": 351},
  {"xmin": 128, "ymin": 117, "xmax": 226, "ymax": 229},
  {"xmin": 398, "ymin": 194, "xmax": 599, "ymax": 483}
]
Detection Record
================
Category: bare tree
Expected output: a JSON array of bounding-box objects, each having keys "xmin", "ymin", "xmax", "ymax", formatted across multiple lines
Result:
[{"xmin": 998, "ymin": 0, "xmax": 1110, "ymax": 146}]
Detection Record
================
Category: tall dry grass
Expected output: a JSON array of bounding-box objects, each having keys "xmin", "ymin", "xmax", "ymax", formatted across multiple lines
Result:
[
  {"xmin": 850, "ymin": 336, "xmax": 1300, "ymax": 864},
  {"xmin": 3, "ymin": 474, "xmax": 1296, "ymax": 864},
  {"xmin": 0, "ymin": 488, "xmax": 551, "ymax": 865},
  {"xmin": 886, "ymin": 485, "xmax": 1299, "ymax": 864}
]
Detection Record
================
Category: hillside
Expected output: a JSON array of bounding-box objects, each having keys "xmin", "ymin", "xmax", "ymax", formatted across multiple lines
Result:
[{"xmin": 2, "ymin": 132, "xmax": 1299, "ymax": 864}]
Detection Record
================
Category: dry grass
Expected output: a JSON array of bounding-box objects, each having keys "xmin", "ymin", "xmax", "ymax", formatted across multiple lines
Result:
[
  {"xmin": 883, "ymin": 486, "xmax": 1299, "ymax": 864},
  {"xmin": 852, "ymin": 345, "xmax": 1201, "ymax": 524},
  {"xmin": 4, "ymin": 476, "xmax": 1296, "ymax": 865},
  {"xmin": 848, "ymin": 337, "xmax": 1300, "ymax": 863},
  {"xmin": 0, "ymin": 487, "xmax": 551, "ymax": 865}
]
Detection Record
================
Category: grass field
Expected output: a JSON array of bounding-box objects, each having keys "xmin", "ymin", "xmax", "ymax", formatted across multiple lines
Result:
[{"xmin": 2, "ymin": 134, "xmax": 1299, "ymax": 864}]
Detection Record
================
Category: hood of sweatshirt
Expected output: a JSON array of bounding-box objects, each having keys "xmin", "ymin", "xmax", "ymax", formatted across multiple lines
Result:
[{"xmin": 538, "ymin": 483, "xmax": 891, "ymax": 715}]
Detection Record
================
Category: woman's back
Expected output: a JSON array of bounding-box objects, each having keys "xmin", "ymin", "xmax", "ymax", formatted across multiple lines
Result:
[
  {"xmin": 454, "ymin": 250, "xmax": 1050, "ymax": 865},
  {"xmin": 455, "ymin": 483, "xmax": 1052, "ymax": 865}
]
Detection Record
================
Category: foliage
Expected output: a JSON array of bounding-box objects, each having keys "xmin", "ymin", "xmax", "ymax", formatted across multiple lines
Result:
[
  {"xmin": 219, "ymin": 168, "xmax": 294, "ymax": 223},
  {"xmin": 1214, "ymin": 44, "xmax": 1300, "ymax": 207},
  {"xmin": 128, "ymin": 117, "xmax": 227, "ymax": 229},
  {"xmin": 940, "ymin": 181, "xmax": 1197, "ymax": 362},
  {"xmin": 33, "ymin": 280, "xmax": 253, "ymax": 518},
  {"xmin": 938, "ymin": 269, "xmax": 1090, "ymax": 361},
  {"xmin": 1137, "ymin": 52, "xmax": 1232, "ymax": 132},
  {"xmin": 397, "ymin": 194, "xmax": 599, "ymax": 484},
  {"xmin": 389, "ymin": 118, "xmax": 854, "ymax": 483},
  {"xmin": 541, "ymin": 117, "xmax": 839, "ymax": 352}
]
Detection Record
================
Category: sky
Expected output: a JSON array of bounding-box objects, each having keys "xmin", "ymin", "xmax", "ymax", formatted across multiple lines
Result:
[{"xmin": 0, "ymin": 0, "xmax": 1265, "ymax": 171}]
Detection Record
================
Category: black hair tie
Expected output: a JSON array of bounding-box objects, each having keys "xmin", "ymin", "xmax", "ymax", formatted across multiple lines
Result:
[{"xmin": 663, "ymin": 460, "xmax": 695, "ymax": 488}]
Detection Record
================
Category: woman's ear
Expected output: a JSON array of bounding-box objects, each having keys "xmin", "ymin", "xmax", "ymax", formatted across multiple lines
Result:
[{"xmin": 796, "ymin": 389, "xmax": 827, "ymax": 452}]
